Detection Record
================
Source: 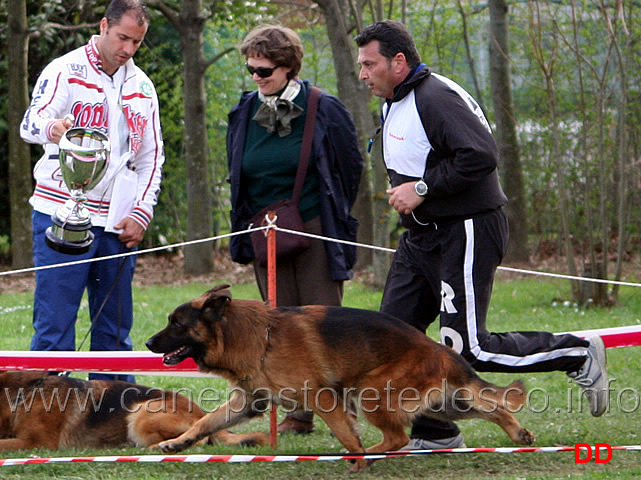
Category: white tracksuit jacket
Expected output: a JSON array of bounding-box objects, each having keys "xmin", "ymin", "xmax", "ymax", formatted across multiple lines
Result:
[{"xmin": 20, "ymin": 35, "xmax": 164, "ymax": 230}]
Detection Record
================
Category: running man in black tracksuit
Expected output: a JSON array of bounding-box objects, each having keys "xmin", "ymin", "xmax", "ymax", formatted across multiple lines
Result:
[{"xmin": 355, "ymin": 20, "xmax": 609, "ymax": 449}]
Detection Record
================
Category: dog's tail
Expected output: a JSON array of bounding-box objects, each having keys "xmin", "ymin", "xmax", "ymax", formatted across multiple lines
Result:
[
  {"xmin": 474, "ymin": 379, "xmax": 527, "ymax": 412},
  {"xmin": 501, "ymin": 380, "xmax": 527, "ymax": 411}
]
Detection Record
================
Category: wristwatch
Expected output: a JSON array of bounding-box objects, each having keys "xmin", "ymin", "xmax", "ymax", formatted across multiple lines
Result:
[{"xmin": 415, "ymin": 179, "xmax": 429, "ymax": 197}]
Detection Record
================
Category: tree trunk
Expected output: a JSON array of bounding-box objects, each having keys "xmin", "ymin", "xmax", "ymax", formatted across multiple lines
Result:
[
  {"xmin": 457, "ymin": 0, "xmax": 485, "ymax": 111},
  {"xmin": 369, "ymin": 120, "xmax": 393, "ymax": 284},
  {"xmin": 177, "ymin": 0, "xmax": 214, "ymax": 274},
  {"xmin": 316, "ymin": 0, "xmax": 379, "ymax": 273},
  {"xmin": 488, "ymin": 0, "xmax": 530, "ymax": 264},
  {"xmin": 609, "ymin": 10, "xmax": 631, "ymax": 304},
  {"xmin": 8, "ymin": 0, "xmax": 34, "ymax": 269},
  {"xmin": 527, "ymin": 5, "xmax": 581, "ymax": 300}
]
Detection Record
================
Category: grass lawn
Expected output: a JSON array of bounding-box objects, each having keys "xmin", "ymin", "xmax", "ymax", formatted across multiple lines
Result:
[{"xmin": 0, "ymin": 267, "xmax": 640, "ymax": 479}]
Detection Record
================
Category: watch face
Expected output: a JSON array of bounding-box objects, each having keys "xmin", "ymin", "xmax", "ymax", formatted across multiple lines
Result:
[{"xmin": 415, "ymin": 181, "xmax": 428, "ymax": 196}]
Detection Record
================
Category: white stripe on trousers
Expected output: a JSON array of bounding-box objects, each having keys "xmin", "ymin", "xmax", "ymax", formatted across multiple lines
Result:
[{"xmin": 462, "ymin": 219, "xmax": 586, "ymax": 367}]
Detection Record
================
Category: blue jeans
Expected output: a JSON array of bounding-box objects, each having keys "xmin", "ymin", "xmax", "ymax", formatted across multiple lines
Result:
[{"xmin": 31, "ymin": 211, "xmax": 136, "ymax": 382}]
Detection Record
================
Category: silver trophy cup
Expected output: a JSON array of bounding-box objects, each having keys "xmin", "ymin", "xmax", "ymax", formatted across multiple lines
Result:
[{"xmin": 45, "ymin": 128, "xmax": 110, "ymax": 254}]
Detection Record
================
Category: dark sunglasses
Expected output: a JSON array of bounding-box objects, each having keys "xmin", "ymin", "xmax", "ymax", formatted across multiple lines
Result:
[{"xmin": 245, "ymin": 63, "xmax": 279, "ymax": 78}]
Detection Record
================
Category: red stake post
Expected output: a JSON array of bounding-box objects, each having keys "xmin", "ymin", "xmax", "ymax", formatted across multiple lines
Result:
[{"xmin": 266, "ymin": 211, "xmax": 278, "ymax": 449}]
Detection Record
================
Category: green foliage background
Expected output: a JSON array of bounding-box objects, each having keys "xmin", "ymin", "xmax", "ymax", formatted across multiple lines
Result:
[{"xmin": 2, "ymin": 1, "xmax": 641, "ymax": 262}]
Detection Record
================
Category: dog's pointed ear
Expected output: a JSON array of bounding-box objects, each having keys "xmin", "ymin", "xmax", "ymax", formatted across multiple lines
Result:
[
  {"xmin": 192, "ymin": 285, "xmax": 232, "ymax": 312},
  {"xmin": 209, "ymin": 284, "xmax": 232, "ymax": 298},
  {"xmin": 202, "ymin": 285, "xmax": 233, "ymax": 317}
]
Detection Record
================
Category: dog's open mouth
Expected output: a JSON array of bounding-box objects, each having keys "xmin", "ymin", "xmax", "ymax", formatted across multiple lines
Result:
[{"xmin": 162, "ymin": 346, "xmax": 191, "ymax": 365}]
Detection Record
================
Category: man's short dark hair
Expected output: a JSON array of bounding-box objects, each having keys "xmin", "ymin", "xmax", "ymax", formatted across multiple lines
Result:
[
  {"xmin": 355, "ymin": 20, "xmax": 421, "ymax": 68},
  {"xmin": 105, "ymin": 0, "xmax": 150, "ymax": 27}
]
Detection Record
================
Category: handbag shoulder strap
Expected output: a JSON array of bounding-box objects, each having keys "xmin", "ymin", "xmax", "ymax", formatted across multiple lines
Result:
[{"xmin": 291, "ymin": 85, "xmax": 321, "ymax": 205}]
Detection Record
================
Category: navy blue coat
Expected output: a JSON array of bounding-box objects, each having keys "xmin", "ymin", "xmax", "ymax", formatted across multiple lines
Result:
[{"xmin": 227, "ymin": 81, "xmax": 363, "ymax": 281}]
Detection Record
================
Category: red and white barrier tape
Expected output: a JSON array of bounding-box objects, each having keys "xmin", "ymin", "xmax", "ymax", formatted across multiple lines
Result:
[
  {"xmin": 0, "ymin": 324, "xmax": 638, "ymax": 375},
  {"xmin": 0, "ymin": 445, "xmax": 639, "ymax": 466},
  {"xmin": 0, "ymin": 351, "xmax": 205, "ymax": 376},
  {"xmin": 561, "ymin": 325, "xmax": 641, "ymax": 349}
]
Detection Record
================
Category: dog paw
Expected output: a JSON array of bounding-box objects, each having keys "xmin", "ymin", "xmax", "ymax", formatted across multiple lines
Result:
[
  {"xmin": 238, "ymin": 434, "xmax": 269, "ymax": 447},
  {"xmin": 156, "ymin": 440, "xmax": 184, "ymax": 453},
  {"xmin": 518, "ymin": 428, "xmax": 535, "ymax": 445},
  {"xmin": 346, "ymin": 458, "xmax": 368, "ymax": 473}
]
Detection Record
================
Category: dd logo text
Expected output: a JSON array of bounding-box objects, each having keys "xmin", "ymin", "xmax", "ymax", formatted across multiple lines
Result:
[{"xmin": 574, "ymin": 443, "xmax": 612, "ymax": 463}]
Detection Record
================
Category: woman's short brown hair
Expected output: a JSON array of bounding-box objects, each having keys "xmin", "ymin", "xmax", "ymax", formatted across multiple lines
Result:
[{"xmin": 240, "ymin": 24, "xmax": 304, "ymax": 80}]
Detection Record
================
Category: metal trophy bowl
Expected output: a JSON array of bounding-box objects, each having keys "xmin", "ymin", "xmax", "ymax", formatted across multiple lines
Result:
[{"xmin": 45, "ymin": 128, "xmax": 110, "ymax": 254}]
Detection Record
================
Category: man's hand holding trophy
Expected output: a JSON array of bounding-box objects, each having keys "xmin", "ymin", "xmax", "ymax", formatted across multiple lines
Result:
[{"xmin": 45, "ymin": 116, "xmax": 110, "ymax": 255}]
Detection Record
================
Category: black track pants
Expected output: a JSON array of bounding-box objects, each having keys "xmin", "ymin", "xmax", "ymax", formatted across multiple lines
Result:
[{"xmin": 380, "ymin": 208, "xmax": 588, "ymax": 439}]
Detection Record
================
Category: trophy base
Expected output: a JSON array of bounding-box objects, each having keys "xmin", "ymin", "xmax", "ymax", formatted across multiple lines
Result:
[
  {"xmin": 45, "ymin": 213, "xmax": 95, "ymax": 255},
  {"xmin": 45, "ymin": 227, "xmax": 94, "ymax": 255}
]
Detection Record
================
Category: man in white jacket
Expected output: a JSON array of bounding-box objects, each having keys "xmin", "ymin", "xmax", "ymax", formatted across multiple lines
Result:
[{"xmin": 20, "ymin": 0, "xmax": 164, "ymax": 382}]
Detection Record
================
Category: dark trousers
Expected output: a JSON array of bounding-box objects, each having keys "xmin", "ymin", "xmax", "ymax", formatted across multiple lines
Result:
[{"xmin": 380, "ymin": 208, "xmax": 588, "ymax": 439}]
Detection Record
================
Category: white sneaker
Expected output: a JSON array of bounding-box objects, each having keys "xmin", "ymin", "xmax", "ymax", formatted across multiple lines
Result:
[
  {"xmin": 400, "ymin": 434, "xmax": 466, "ymax": 450},
  {"xmin": 568, "ymin": 335, "xmax": 609, "ymax": 417}
]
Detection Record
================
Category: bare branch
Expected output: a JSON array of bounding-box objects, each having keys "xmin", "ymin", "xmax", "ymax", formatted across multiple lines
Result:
[
  {"xmin": 146, "ymin": 0, "xmax": 181, "ymax": 29},
  {"xmin": 29, "ymin": 21, "xmax": 100, "ymax": 39},
  {"xmin": 203, "ymin": 46, "xmax": 236, "ymax": 71}
]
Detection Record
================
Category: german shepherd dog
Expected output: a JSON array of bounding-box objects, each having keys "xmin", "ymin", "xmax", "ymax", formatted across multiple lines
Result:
[
  {"xmin": 146, "ymin": 285, "xmax": 534, "ymax": 472},
  {"xmin": 0, "ymin": 371, "xmax": 268, "ymax": 451}
]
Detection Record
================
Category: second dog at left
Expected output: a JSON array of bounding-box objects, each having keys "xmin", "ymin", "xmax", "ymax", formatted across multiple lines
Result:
[{"xmin": 0, "ymin": 371, "xmax": 268, "ymax": 451}]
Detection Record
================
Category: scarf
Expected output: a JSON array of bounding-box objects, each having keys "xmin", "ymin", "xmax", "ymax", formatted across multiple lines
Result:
[{"xmin": 253, "ymin": 79, "xmax": 303, "ymax": 137}]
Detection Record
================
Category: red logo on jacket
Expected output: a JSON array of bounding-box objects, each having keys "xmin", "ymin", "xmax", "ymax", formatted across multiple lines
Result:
[
  {"xmin": 123, "ymin": 105, "xmax": 147, "ymax": 155},
  {"xmin": 71, "ymin": 102, "xmax": 108, "ymax": 130},
  {"xmin": 69, "ymin": 102, "xmax": 148, "ymax": 154}
]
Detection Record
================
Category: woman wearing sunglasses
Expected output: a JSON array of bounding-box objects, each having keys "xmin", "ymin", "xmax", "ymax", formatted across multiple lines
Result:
[{"xmin": 226, "ymin": 24, "xmax": 364, "ymax": 434}]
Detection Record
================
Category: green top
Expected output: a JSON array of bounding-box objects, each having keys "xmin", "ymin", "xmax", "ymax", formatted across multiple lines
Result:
[{"xmin": 242, "ymin": 86, "xmax": 321, "ymax": 222}]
